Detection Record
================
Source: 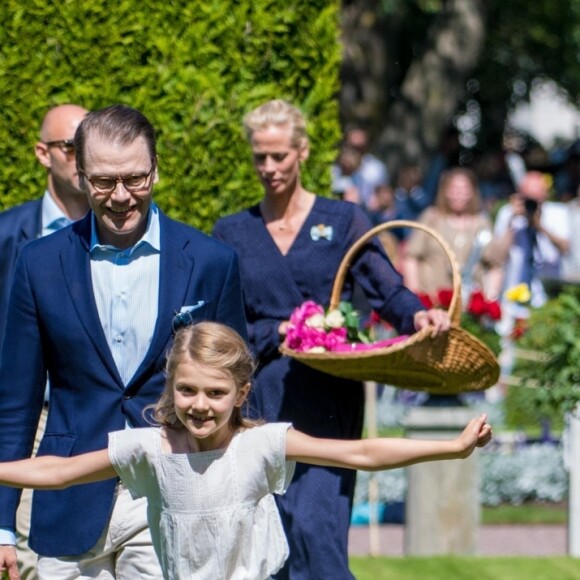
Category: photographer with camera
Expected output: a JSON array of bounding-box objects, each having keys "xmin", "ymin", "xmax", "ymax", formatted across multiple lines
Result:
[
  {"xmin": 482, "ymin": 171, "xmax": 570, "ymax": 387},
  {"xmin": 486, "ymin": 171, "xmax": 570, "ymax": 305}
]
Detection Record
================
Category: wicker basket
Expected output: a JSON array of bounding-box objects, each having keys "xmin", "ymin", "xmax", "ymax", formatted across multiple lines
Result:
[{"xmin": 279, "ymin": 220, "xmax": 500, "ymax": 394}]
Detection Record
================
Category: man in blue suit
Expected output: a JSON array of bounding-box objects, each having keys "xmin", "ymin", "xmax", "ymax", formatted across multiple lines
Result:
[
  {"xmin": 0, "ymin": 103, "xmax": 89, "ymax": 579},
  {"xmin": 0, "ymin": 105, "xmax": 247, "ymax": 579},
  {"xmin": 0, "ymin": 104, "xmax": 89, "ymax": 353}
]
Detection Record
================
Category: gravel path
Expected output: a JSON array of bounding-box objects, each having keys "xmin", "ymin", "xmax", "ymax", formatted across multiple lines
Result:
[{"xmin": 348, "ymin": 524, "xmax": 568, "ymax": 557}]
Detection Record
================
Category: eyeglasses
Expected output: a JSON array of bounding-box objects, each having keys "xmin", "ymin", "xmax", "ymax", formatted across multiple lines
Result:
[
  {"xmin": 80, "ymin": 166, "xmax": 155, "ymax": 195},
  {"xmin": 43, "ymin": 139, "xmax": 75, "ymax": 156}
]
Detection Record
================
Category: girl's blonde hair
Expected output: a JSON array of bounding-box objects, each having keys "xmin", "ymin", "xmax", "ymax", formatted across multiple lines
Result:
[
  {"xmin": 151, "ymin": 322, "xmax": 259, "ymax": 431},
  {"xmin": 243, "ymin": 99, "xmax": 308, "ymax": 149},
  {"xmin": 435, "ymin": 167, "xmax": 482, "ymax": 215}
]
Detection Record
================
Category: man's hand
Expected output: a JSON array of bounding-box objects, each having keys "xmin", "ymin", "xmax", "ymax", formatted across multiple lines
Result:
[
  {"xmin": 509, "ymin": 193, "xmax": 526, "ymax": 216},
  {"xmin": 0, "ymin": 545, "xmax": 19, "ymax": 580},
  {"xmin": 413, "ymin": 308, "xmax": 451, "ymax": 337}
]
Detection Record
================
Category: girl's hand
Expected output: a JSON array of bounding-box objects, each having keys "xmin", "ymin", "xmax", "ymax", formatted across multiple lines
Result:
[{"xmin": 455, "ymin": 413, "xmax": 493, "ymax": 458}]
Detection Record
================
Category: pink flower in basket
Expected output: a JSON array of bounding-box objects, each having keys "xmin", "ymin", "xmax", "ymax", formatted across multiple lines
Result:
[
  {"xmin": 332, "ymin": 336, "xmax": 408, "ymax": 352},
  {"xmin": 286, "ymin": 301, "xmax": 349, "ymax": 352},
  {"xmin": 289, "ymin": 301, "xmax": 323, "ymax": 326},
  {"xmin": 284, "ymin": 300, "xmax": 407, "ymax": 353},
  {"xmin": 324, "ymin": 327, "xmax": 348, "ymax": 350}
]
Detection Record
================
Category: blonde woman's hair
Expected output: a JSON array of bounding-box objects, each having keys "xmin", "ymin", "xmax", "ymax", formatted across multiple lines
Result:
[
  {"xmin": 150, "ymin": 322, "xmax": 260, "ymax": 431},
  {"xmin": 243, "ymin": 99, "xmax": 308, "ymax": 149},
  {"xmin": 435, "ymin": 167, "xmax": 482, "ymax": 215}
]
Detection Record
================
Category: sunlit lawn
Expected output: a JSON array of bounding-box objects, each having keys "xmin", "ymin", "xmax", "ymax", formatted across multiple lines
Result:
[
  {"xmin": 349, "ymin": 556, "xmax": 580, "ymax": 579},
  {"xmin": 482, "ymin": 502, "xmax": 567, "ymax": 525},
  {"xmin": 350, "ymin": 503, "xmax": 572, "ymax": 578}
]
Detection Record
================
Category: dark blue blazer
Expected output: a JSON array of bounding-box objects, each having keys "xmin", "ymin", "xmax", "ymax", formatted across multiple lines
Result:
[
  {"xmin": 0, "ymin": 199, "xmax": 42, "ymax": 352},
  {"xmin": 0, "ymin": 210, "xmax": 247, "ymax": 557}
]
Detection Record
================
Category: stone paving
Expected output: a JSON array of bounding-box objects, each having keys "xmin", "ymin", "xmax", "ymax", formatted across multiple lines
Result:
[{"xmin": 348, "ymin": 524, "xmax": 568, "ymax": 557}]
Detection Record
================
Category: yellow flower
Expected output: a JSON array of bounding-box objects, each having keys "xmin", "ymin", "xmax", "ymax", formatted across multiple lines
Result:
[{"xmin": 504, "ymin": 283, "xmax": 531, "ymax": 304}]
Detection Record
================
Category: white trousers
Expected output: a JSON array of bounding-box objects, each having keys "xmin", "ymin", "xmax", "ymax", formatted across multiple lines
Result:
[
  {"xmin": 37, "ymin": 483, "xmax": 162, "ymax": 580},
  {"xmin": 16, "ymin": 406, "xmax": 48, "ymax": 580}
]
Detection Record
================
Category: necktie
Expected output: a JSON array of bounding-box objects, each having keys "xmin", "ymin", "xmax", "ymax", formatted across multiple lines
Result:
[{"xmin": 519, "ymin": 225, "xmax": 536, "ymax": 286}]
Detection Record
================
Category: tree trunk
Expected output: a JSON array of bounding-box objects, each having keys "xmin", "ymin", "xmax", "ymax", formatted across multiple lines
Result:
[
  {"xmin": 339, "ymin": 1, "xmax": 389, "ymax": 128},
  {"xmin": 377, "ymin": 0, "xmax": 486, "ymax": 178}
]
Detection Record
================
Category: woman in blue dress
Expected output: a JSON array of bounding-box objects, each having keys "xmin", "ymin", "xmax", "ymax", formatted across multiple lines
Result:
[{"xmin": 213, "ymin": 99, "xmax": 449, "ymax": 580}]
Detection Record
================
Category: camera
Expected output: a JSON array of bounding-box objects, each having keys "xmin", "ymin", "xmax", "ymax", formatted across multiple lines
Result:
[
  {"xmin": 524, "ymin": 197, "xmax": 539, "ymax": 226},
  {"xmin": 523, "ymin": 197, "xmax": 539, "ymax": 220}
]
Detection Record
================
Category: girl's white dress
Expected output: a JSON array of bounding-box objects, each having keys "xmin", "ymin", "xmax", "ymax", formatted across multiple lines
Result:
[{"xmin": 108, "ymin": 423, "xmax": 295, "ymax": 580}]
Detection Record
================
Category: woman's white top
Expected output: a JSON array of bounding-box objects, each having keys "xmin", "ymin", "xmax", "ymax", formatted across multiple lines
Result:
[{"xmin": 108, "ymin": 423, "xmax": 295, "ymax": 580}]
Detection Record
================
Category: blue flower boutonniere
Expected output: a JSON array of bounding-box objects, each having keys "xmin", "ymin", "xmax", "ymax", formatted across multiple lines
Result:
[{"xmin": 310, "ymin": 224, "xmax": 333, "ymax": 242}]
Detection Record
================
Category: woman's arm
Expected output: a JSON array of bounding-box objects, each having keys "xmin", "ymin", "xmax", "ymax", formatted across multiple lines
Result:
[
  {"xmin": 286, "ymin": 414, "xmax": 491, "ymax": 471},
  {"xmin": 0, "ymin": 449, "xmax": 116, "ymax": 490}
]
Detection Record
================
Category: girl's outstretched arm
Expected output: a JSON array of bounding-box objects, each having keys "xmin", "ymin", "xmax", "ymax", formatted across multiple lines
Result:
[
  {"xmin": 0, "ymin": 449, "xmax": 116, "ymax": 490},
  {"xmin": 286, "ymin": 413, "xmax": 492, "ymax": 471}
]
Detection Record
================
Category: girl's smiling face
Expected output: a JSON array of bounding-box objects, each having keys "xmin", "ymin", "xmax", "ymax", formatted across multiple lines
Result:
[{"xmin": 172, "ymin": 359, "xmax": 249, "ymax": 452}]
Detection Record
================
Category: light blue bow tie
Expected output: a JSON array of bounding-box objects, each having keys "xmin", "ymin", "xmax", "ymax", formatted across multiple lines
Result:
[{"xmin": 310, "ymin": 224, "xmax": 333, "ymax": 241}]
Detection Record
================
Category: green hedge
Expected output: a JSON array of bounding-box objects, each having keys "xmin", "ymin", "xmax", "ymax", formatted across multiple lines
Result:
[{"xmin": 0, "ymin": 1, "xmax": 341, "ymax": 231}]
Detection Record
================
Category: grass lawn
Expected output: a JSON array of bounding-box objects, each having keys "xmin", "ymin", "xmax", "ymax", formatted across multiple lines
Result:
[
  {"xmin": 349, "ymin": 556, "xmax": 580, "ymax": 579},
  {"xmin": 482, "ymin": 502, "xmax": 567, "ymax": 525}
]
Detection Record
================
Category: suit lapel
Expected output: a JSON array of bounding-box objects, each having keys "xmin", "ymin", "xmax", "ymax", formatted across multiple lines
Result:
[
  {"xmin": 20, "ymin": 199, "xmax": 43, "ymax": 241},
  {"xmin": 126, "ymin": 214, "xmax": 194, "ymax": 389},
  {"xmin": 61, "ymin": 215, "xmax": 124, "ymax": 386}
]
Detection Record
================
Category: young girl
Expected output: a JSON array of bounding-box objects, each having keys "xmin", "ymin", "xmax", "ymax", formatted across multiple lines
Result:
[{"xmin": 0, "ymin": 322, "xmax": 492, "ymax": 580}]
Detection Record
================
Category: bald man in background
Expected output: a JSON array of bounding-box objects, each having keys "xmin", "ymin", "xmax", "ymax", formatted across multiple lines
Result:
[
  {"xmin": 486, "ymin": 170, "xmax": 570, "ymax": 308},
  {"xmin": 0, "ymin": 104, "xmax": 88, "ymax": 579}
]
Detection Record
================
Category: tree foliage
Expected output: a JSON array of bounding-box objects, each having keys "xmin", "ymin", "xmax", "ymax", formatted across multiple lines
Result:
[
  {"xmin": 0, "ymin": 0, "xmax": 342, "ymax": 231},
  {"xmin": 340, "ymin": 0, "xmax": 580, "ymax": 172}
]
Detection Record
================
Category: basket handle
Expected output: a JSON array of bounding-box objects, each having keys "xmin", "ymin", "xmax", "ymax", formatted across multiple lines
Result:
[{"xmin": 329, "ymin": 219, "xmax": 462, "ymax": 325}]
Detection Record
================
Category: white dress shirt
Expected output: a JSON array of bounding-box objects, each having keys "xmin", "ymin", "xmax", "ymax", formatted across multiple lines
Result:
[{"xmin": 90, "ymin": 204, "xmax": 161, "ymax": 387}]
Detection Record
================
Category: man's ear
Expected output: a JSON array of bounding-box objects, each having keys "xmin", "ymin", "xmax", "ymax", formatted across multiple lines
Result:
[
  {"xmin": 35, "ymin": 142, "xmax": 51, "ymax": 169},
  {"xmin": 299, "ymin": 139, "xmax": 310, "ymax": 163},
  {"xmin": 152, "ymin": 157, "xmax": 160, "ymax": 185},
  {"xmin": 235, "ymin": 383, "xmax": 251, "ymax": 407},
  {"xmin": 78, "ymin": 170, "xmax": 89, "ymax": 192}
]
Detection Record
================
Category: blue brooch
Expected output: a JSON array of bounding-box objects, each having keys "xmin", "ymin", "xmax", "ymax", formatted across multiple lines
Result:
[{"xmin": 310, "ymin": 224, "xmax": 333, "ymax": 241}]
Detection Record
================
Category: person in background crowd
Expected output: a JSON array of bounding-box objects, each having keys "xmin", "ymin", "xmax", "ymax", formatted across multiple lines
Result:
[
  {"xmin": 554, "ymin": 139, "xmax": 580, "ymax": 202},
  {"xmin": 563, "ymin": 183, "xmax": 580, "ymax": 281},
  {"xmin": 485, "ymin": 170, "xmax": 570, "ymax": 309},
  {"xmin": 368, "ymin": 184, "xmax": 405, "ymax": 264},
  {"xmin": 0, "ymin": 105, "xmax": 247, "ymax": 580},
  {"xmin": 403, "ymin": 168, "xmax": 495, "ymax": 301},
  {"xmin": 331, "ymin": 144, "xmax": 363, "ymax": 204},
  {"xmin": 421, "ymin": 126, "xmax": 462, "ymax": 205},
  {"xmin": 484, "ymin": 170, "xmax": 570, "ymax": 388},
  {"xmin": 393, "ymin": 163, "xmax": 432, "ymax": 236},
  {"xmin": 369, "ymin": 184, "xmax": 404, "ymax": 227},
  {"xmin": 213, "ymin": 99, "xmax": 449, "ymax": 580},
  {"xmin": 0, "ymin": 104, "xmax": 89, "ymax": 580},
  {"xmin": 335, "ymin": 126, "xmax": 389, "ymax": 211}
]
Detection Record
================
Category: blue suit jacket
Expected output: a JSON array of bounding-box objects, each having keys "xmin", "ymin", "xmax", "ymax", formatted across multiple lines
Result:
[
  {"xmin": 0, "ymin": 199, "xmax": 42, "ymax": 352},
  {"xmin": 0, "ymin": 210, "xmax": 247, "ymax": 557}
]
